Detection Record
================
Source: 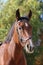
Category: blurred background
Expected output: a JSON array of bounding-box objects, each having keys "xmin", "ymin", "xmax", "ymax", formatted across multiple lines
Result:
[{"xmin": 0, "ymin": 0, "xmax": 43, "ymax": 65}]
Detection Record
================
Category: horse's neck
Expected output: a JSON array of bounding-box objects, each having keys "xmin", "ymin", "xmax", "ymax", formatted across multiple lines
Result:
[{"xmin": 8, "ymin": 37, "xmax": 22, "ymax": 59}]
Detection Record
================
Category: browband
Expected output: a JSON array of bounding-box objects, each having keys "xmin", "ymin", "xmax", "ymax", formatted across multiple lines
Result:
[{"xmin": 18, "ymin": 17, "xmax": 29, "ymax": 21}]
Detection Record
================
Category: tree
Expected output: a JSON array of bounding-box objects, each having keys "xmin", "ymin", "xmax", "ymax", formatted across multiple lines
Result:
[{"xmin": 0, "ymin": 0, "xmax": 43, "ymax": 42}]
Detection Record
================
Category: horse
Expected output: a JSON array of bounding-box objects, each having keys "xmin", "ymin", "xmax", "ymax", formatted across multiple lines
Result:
[{"xmin": 0, "ymin": 9, "xmax": 34, "ymax": 65}]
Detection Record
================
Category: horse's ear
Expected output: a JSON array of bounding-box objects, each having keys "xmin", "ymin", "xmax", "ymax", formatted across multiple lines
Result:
[
  {"xmin": 16, "ymin": 9, "xmax": 20, "ymax": 21},
  {"xmin": 28, "ymin": 10, "xmax": 32, "ymax": 20}
]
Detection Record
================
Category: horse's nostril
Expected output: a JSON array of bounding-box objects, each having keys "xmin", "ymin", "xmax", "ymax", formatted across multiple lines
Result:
[
  {"xmin": 30, "ymin": 46, "xmax": 34, "ymax": 51},
  {"xmin": 20, "ymin": 38, "xmax": 23, "ymax": 42},
  {"xmin": 30, "ymin": 46, "xmax": 31, "ymax": 51},
  {"xmin": 27, "ymin": 44, "xmax": 29, "ymax": 48}
]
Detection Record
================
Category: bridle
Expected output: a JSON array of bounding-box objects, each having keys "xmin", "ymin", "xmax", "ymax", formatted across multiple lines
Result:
[
  {"xmin": 15, "ymin": 20, "xmax": 34, "ymax": 53},
  {"xmin": 16, "ymin": 21, "xmax": 32, "ymax": 46}
]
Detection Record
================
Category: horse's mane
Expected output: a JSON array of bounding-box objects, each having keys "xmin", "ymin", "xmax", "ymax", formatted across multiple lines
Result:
[
  {"xmin": 4, "ymin": 22, "xmax": 15, "ymax": 43},
  {"xmin": 4, "ymin": 17, "xmax": 29, "ymax": 43}
]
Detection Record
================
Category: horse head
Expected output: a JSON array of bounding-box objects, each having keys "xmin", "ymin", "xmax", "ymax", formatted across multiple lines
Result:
[{"xmin": 13, "ymin": 9, "xmax": 34, "ymax": 53}]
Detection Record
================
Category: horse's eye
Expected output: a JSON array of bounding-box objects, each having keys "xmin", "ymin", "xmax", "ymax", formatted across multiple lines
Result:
[{"xmin": 19, "ymin": 27, "xmax": 22, "ymax": 30}]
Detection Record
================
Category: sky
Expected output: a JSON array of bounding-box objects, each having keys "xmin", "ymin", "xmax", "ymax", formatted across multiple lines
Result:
[
  {"xmin": 0, "ymin": 0, "xmax": 7, "ymax": 10},
  {"xmin": 0, "ymin": 0, "xmax": 7, "ymax": 3},
  {"xmin": 39, "ymin": 0, "xmax": 43, "ymax": 2}
]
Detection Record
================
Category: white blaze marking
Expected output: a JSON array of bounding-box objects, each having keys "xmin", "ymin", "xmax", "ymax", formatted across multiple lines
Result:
[
  {"xmin": 29, "ymin": 39, "xmax": 34, "ymax": 47},
  {"xmin": 25, "ymin": 23, "xmax": 28, "ymax": 27}
]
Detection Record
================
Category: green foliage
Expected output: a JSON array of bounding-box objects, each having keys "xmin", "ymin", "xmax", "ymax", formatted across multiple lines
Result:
[{"xmin": 0, "ymin": 0, "xmax": 43, "ymax": 42}]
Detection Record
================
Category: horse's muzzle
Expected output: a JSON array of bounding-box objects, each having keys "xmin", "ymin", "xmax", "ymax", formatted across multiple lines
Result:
[{"xmin": 24, "ymin": 39, "xmax": 34, "ymax": 54}]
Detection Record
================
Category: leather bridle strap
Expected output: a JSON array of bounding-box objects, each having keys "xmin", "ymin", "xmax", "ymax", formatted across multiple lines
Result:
[{"xmin": 16, "ymin": 28, "xmax": 32, "ymax": 43}]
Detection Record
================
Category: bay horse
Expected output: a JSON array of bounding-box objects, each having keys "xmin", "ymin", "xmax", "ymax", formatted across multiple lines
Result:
[{"xmin": 0, "ymin": 9, "xmax": 34, "ymax": 65}]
